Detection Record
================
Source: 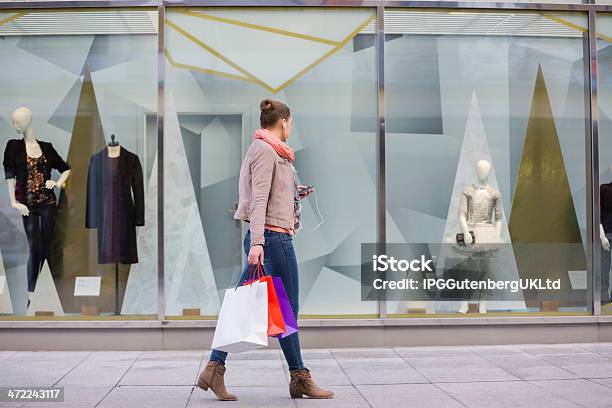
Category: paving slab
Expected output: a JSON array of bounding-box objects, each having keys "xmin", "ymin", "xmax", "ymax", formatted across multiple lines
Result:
[
  {"xmin": 588, "ymin": 377, "xmax": 612, "ymax": 388},
  {"xmin": 331, "ymin": 348, "xmax": 398, "ymax": 359},
  {"xmin": 480, "ymin": 352, "xmax": 579, "ymax": 380},
  {"xmin": 24, "ymin": 386, "xmax": 113, "ymax": 408},
  {"xmin": 56, "ymin": 352, "xmax": 139, "ymax": 387},
  {"xmin": 403, "ymin": 354, "xmax": 519, "ymax": 383},
  {"xmin": 395, "ymin": 346, "xmax": 477, "ymax": 359},
  {"xmin": 357, "ymin": 383, "xmax": 465, "ymax": 408},
  {"xmin": 97, "ymin": 385, "xmax": 192, "ymax": 408},
  {"xmin": 222, "ymin": 359, "xmax": 288, "ymax": 387},
  {"xmin": 299, "ymin": 349, "xmax": 335, "ymax": 360},
  {"xmin": 281, "ymin": 359, "xmax": 351, "ymax": 386},
  {"xmin": 528, "ymin": 379, "xmax": 612, "ymax": 408},
  {"xmin": 120, "ymin": 359, "xmax": 201, "ymax": 386},
  {"xmin": 137, "ymin": 351, "xmax": 205, "ymax": 362},
  {"xmin": 573, "ymin": 343, "xmax": 612, "ymax": 355},
  {"xmin": 468, "ymin": 345, "xmax": 525, "ymax": 356},
  {"xmin": 227, "ymin": 349, "xmax": 281, "ymax": 361},
  {"xmin": 188, "ymin": 386, "xmax": 295, "ymax": 408},
  {"xmin": 535, "ymin": 353, "xmax": 612, "ymax": 378},
  {"xmin": 0, "ymin": 352, "xmax": 17, "ymax": 363},
  {"xmin": 517, "ymin": 344, "xmax": 591, "ymax": 356},
  {"xmin": 0, "ymin": 352, "xmax": 89, "ymax": 387},
  {"xmin": 294, "ymin": 386, "xmax": 368, "ymax": 408},
  {"xmin": 439, "ymin": 381, "xmax": 581, "ymax": 408},
  {"xmin": 336, "ymin": 357, "xmax": 429, "ymax": 385}
]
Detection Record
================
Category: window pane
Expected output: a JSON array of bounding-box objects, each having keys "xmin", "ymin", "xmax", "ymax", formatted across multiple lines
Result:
[
  {"xmin": 384, "ymin": 10, "xmax": 590, "ymax": 316},
  {"xmin": 163, "ymin": 7, "xmax": 378, "ymax": 318},
  {"xmin": 0, "ymin": 9, "xmax": 158, "ymax": 319}
]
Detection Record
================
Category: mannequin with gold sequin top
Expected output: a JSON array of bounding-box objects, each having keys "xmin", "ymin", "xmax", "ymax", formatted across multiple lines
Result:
[{"xmin": 455, "ymin": 160, "xmax": 503, "ymax": 314}]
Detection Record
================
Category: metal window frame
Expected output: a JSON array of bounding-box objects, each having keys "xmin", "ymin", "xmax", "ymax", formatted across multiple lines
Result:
[
  {"xmin": 588, "ymin": 10, "xmax": 602, "ymax": 316},
  {"xmin": 157, "ymin": 4, "xmax": 166, "ymax": 321},
  {"xmin": 0, "ymin": 0, "xmax": 605, "ymax": 320}
]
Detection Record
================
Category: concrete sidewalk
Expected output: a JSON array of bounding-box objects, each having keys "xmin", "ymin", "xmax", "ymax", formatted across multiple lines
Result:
[{"xmin": 2, "ymin": 343, "xmax": 612, "ymax": 407}]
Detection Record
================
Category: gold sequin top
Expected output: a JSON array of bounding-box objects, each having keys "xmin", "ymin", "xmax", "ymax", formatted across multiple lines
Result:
[
  {"xmin": 25, "ymin": 154, "xmax": 56, "ymax": 209},
  {"xmin": 459, "ymin": 184, "xmax": 502, "ymax": 225}
]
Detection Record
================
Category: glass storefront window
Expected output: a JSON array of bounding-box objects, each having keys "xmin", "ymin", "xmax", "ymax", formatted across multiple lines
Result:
[
  {"xmin": 163, "ymin": 7, "xmax": 379, "ymax": 319},
  {"xmin": 0, "ymin": 5, "xmax": 608, "ymax": 322},
  {"xmin": 384, "ymin": 10, "xmax": 591, "ymax": 316},
  {"xmin": 0, "ymin": 9, "xmax": 158, "ymax": 319}
]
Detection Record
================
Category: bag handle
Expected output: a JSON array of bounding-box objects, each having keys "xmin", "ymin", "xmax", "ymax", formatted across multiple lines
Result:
[
  {"xmin": 234, "ymin": 261, "xmax": 267, "ymax": 290},
  {"xmin": 249, "ymin": 262, "xmax": 267, "ymax": 281}
]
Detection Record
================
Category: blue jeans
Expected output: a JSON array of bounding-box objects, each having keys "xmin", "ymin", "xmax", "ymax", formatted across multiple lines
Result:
[{"xmin": 210, "ymin": 229, "xmax": 306, "ymax": 371}]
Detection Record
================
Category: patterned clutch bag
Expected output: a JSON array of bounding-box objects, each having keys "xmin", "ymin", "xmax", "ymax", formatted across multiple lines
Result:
[{"xmin": 456, "ymin": 231, "xmax": 476, "ymax": 245}]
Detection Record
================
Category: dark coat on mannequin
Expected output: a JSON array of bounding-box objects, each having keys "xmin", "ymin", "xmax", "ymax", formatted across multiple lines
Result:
[{"xmin": 86, "ymin": 146, "xmax": 144, "ymax": 264}]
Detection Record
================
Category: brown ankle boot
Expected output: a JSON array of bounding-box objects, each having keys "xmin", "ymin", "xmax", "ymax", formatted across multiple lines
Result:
[
  {"xmin": 197, "ymin": 361, "xmax": 237, "ymax": 401},
  {"xmin": 289, "ymin": 368, "xmax": 334, "ymax": 399}
]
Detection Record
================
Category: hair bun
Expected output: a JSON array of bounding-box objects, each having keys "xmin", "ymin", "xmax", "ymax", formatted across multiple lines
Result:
[
  {"xmin": 259, "ymin": 98, "xmax": 290, "ymax": 128},
  {"xmin": 260, "ymin": 99, "xmax": 275, "ymax": 115}
]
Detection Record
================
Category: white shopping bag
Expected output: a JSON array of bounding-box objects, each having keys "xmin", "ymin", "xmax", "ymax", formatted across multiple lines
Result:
[{"xmin": 211, "ymin": 279, "xmax": 269, "ymax": 353}]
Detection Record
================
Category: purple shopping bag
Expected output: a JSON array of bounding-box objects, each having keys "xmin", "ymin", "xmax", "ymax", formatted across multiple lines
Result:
[{"xmin": 271, "ymin": 277, "xmax": 298, "ymax": 339}]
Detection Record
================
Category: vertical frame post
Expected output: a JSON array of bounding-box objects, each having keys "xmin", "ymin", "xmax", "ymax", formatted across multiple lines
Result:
[
  {"xmin": 376, "ymin": 5, "xmax": 387, "ymax": 319},
  {"xmin": 157, "ymin": 4, "xmax": 166, "ymax": 320},
  {"xmin": 587, "ymin": 10, "xmax": 601, "ymax": 316}
]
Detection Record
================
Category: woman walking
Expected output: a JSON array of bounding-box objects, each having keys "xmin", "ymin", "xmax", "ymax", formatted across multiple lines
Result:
[{"xmin": 197, "ymin": 99, "xmax": 334, "ymax": 401}]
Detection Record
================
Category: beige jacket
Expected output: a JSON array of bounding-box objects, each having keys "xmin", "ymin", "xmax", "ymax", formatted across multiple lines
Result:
[{"xmin": 234, "ymin": 138, "xmax": 295, "ymax": 247}]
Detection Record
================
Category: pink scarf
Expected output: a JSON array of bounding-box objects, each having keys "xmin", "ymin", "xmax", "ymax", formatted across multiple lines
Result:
[{"xmin": 254, "ymin": 128, "xmax": 295, "ymax": 162}]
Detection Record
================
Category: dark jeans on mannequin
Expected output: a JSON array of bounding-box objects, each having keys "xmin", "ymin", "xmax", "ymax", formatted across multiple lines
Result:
[
  {"xmin": 22, "ymin": 204, "xmax": 57, "ymax": 293},
  {"xmin": 602, "ymin": 232, "xmax": 612, "ymax": 304},
  {"xmin": 209, "ymin": 229, "xmax": 306, "ymax": 371}
]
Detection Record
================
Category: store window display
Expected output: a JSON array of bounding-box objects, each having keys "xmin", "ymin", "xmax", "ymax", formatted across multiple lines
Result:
[
  {"xmin": 385, "ymin": 10, "xmax": 589, "ymax": 316},
  {"xmin": 0, "ymin": 9, "xmax": 158, "ymax": 318},
  {"xmin": 3, "ymin": 107, "xmax": 71, "ymax": 310}
]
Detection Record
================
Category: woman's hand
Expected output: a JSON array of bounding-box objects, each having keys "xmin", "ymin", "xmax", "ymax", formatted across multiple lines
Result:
[
  {"xmin": 248, "ymin": 245, "xmax": 264, "ymax": 265},
  {"xmin": 298, "ymin": 184, "xmax": 314, "ymax": 200},
  {"xmin": 45, "ymin": 179, "xmax": 57, "ymax": 189}
]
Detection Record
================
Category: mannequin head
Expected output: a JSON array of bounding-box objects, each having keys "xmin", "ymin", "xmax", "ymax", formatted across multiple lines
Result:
[
  {"xmin": 476, "ymin": 159, "xmax": 491, "ymax": 182},
  {"xmin": 12, "ymin": 107, "xmax": 33, "ymax": 135}
]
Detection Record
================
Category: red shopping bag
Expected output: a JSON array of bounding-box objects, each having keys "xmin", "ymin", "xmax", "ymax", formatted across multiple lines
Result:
[{"xmin": 243, "ymin": 263, "xmax": 286, "ymax": 337}]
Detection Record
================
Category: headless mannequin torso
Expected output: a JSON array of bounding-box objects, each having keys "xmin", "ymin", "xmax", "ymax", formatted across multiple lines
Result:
[{"xmin": 459, "ymin": 160, "xmax": 502, "ymax": 245}]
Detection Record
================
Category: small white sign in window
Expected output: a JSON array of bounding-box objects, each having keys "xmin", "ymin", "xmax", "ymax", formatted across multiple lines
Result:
[
  {"xmin": 568, "ymin": 270, "xmax": 587, "ymax": 290},
  {"xmin": 74, "ymin": 277, "xmax": 102, "ymax": 297}
]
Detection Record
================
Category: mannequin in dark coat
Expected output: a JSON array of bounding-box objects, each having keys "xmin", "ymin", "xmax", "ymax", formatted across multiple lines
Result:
[{"xmin": 86, "ymin": 146, "xmax": 144, "ymax": 264}]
